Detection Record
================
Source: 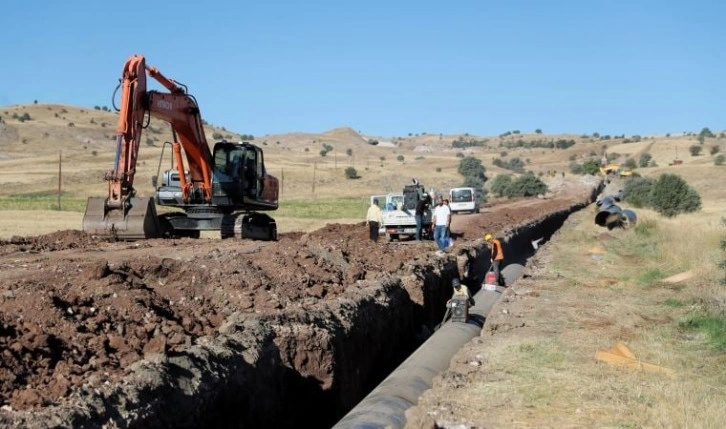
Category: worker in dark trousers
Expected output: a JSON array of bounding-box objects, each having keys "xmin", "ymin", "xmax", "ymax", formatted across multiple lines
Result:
[
  {"xmin": 484, "ymin": 233, "xmax": 504, "ymax": 285},
  {"xmin": 414, "ymin": 193, "xmax": 429, "ymax": 241},
  {"xmin": 366, "ymin": 198, "xmax": 383, "ymax": 242}
]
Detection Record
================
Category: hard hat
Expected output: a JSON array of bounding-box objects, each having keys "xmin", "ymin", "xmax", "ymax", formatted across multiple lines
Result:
[
  {"xmin": 484, "ymin": 233, "xmax": 493, "ymax": 241},
  {"xmin": 451, "ymin": 278, "xmax": 461, "ymax": 287}
]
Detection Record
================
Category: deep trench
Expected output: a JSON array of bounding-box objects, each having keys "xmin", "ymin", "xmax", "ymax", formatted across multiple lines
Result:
[
  {"xmin": 8, "ymin": 200, "xmax": 593, "ymax": 429},
  {"xmin": 204, "ymin": 203, "xmax": 584, "ymax": 429}
]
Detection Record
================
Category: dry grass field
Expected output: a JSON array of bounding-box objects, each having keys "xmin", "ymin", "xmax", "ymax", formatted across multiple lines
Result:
[{"xmin": 1, "ymin": 103, "xmax": 724, "ymax": 238}]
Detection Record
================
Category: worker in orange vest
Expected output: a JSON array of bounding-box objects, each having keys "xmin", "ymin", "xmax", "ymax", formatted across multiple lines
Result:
[{"xmin": 484, "ymin": 233, "xmax": 504, "ymax": 285}]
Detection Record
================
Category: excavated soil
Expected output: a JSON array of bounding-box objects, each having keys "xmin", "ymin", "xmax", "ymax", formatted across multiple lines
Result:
[{"xmin": 0, "ymin": 177, "xmax": 599, "ymax": 423}]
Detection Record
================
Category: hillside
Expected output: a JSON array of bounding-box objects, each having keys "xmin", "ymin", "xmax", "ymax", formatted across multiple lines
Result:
[{"xmin": 2, "ymin": 103, "xmax": 724, "ymax": 205}]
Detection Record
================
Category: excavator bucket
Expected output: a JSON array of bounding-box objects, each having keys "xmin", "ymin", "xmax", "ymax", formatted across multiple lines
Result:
[{"xmin": 82, "ymin": 197, "xmax": 163, "ymax": 240}]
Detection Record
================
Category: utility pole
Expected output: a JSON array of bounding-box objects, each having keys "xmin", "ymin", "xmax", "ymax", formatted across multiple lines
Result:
[
  {"xmin": 312, "ymin": 162, "xmax": 316, "ymax": 195},
  {"xmin": 57, "ymin": 150, "xmax": 62, "ymax": 211}
]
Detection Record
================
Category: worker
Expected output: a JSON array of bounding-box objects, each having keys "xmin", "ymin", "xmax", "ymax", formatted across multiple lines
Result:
[
  {"xmin": 484, "ymin": 233, "xmax": 504, "ymax": 285},
  {"xmin": 366, "ymin": 198, "xmax": 383, "ymax": 242},
  {"xmin": 447, "ymin": 277, "xmax": 474, "ymax": 308},
  {"xmin": 432, "ymin": 195, "xmax": 451, "ymax": 252},
  {"xmin": 414, "ymin": 193, "xmax": 429, "ymax": 241},
  {"xmin": 443, "ymin": 198, "xmax": 452, "ymax": 241}
]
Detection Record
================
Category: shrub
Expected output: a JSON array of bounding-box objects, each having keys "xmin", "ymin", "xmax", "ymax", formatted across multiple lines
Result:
[
  {"xmin": 582, "ymin": 159, "xmax": 601, "ymax": 175},
  {"xmin": 623, "ymin": 158, "xmax": 637, "ymax": 170},
  {"xmin": 505, "ymin": 172, "xmax": 548, "ymax": 198},
  {"xmin": 344, "ymin": 167, "xmax": 358, "ymax": 179},
  {"xmin": 490, "ymin": 174, "xmax": 513, "ymax": 197},
  {"xmin": 689, "ymin": 145, "xmax": 702, "ymax": 156},
  {"xmin": 715, "ymin": 154, "xmax": 725, "ymax": 166},
  {"xmin": 649, "ymin": 174, "xmax": 702, "ymax": 217},
  {"xmin": 569, "ymin": 163, "xmax": 584, "ymax": 175},
  {"xmin": 623, "ymin": 176, "xmax": 654, "ymax": 208},
  {"xmin": 396, "ymin": 155, "xmax": 404, "ymax": 162},
  {"xmin": 346, "ymin": 148, "xmax": 353, "ymax": 156},
  {"xmin": 711, "ymin": 146, "xmax": 720, "ymax": 155},
  {"xmin": 638, "ymin": 153, "xmax": 653, "ymax": 167},
  {"xmin": 212, "ymin": 132, "xmax": 224, "ymax": 140}
]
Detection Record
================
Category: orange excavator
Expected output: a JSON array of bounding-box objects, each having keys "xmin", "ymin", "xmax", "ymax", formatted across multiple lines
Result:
[{"xmin": 82, "ymin": 54, "xmax": 279, "ymax": 240}]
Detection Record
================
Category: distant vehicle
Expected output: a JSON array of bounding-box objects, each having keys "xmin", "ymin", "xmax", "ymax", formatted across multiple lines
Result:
[
  {"xmin": 380, "ymin": 184, "xmax": 432, "ymax": 241},
  {"xmin": 448, "ymin": 187, "xmax": 480, "ymax": 214}
]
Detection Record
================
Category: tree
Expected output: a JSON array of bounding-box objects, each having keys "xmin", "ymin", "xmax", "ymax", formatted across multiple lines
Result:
[
  {"xmin": 689, "ymin": 145, "xmax": 702, "ymax": 156},
  {"xmin": 457, "ymin": 156, "xmax": 487, "ymax": 182},
  {"xmin": 344, "ymin": 167, "xmax": 358, "ymax": 179},
  {"xmin": 649, "ymin": 174, "xmax": 702, "ymax": 217},
  {"xmin": 396, "ymin": 154, "xmax": 405, "ymax": 162},
  {"xmin": 699, "ymin": 127, "xmax": 715, "ymax": 138},
  {"xmin": 489, "ymin": 174, "xmax": 513, "ymax": 197},
  {"xmin": 715, "ymin": 154, "xmax": 725, "ymax": 166},
  {"xmin": 504, "ymin": 172, "xmax": 548, "ymax": 198},
  {"xmin": 711, "ymin": 146, "xmax": 720, "ymax": 155},
  {"xmin": 535, "ymin": 129, "xmax": 543, "ymax": 134},
  {"xmin": 346, "ymin": 148, "xmax": 353, "ymax": 156}
]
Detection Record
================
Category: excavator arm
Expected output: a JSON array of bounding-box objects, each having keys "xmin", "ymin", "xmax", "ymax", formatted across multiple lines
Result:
[{"xmin": 109, "ymin": 55, "xmax": 214, "ymax": 206}]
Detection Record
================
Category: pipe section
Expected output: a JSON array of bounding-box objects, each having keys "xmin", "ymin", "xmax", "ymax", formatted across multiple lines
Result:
[{"xmin": 332, "ymin": 287, "xmax": 502, "ymax": 429}]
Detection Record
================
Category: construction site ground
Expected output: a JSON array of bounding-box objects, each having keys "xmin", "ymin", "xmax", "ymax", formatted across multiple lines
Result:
[{"xmin": 0, "ymin": 176, "xmax": 600, "ymax": 424}]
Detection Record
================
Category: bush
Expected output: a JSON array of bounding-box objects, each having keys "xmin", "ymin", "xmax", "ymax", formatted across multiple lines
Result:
[
  {"xmin": 623, "ymin": 158, "xmax": 637, "ymax": 170},
  {"xmin": 396, "ymin": 154, "xmax": 404, "ymax": 162},
  {"xmin": 623, "ymin": 176, "xmax": 654, "ymax": 208},
  {"xmin": 711, "ymin": 146, "xmax": 720, "ymax": 155},
  {"xmin": 569, "ymin": 162, "xmax": 584, "ymax": 175},
  {"xmin": 489, "ymin": 174, "xmax": 513, "ymax": 197},
  {"xmin": 582, "ymin": 159, "xmax": 601, "ymax": 175},
  {"xmin": 504, "ymin": 172, "xmax": 548, "ymax": 198},
  {"xmin": 649, "ymin": 174, "xmax": 702, "ymax": 217},
  {"xmin": 689, "ymin": 145, "xmax": 702, "ymax": 156},
  {"xmin": 344, "ymin": 167, "xmax": 358, "ymax": 179},
  {"xmin": 638, "ymin": 153, "xmax": 653, "ymax": 168},
  {"xmin": 715, "ymin": 154, "xmax": 725, "ymax": 166}
]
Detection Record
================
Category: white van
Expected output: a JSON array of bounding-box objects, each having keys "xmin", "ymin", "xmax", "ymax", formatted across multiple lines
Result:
[{"xmin": 449, "ymin": 187, "xmax": 480, "ymax": 214}]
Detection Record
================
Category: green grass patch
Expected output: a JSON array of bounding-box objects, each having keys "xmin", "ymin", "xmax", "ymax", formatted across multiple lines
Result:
[
  {"xmin": 663, "ymin": 298, "xmax": 685, "ymax": 308},
  {"xmin": 275, "ymin": 197, "xmax": 367, "ymax": 219},
  {"xmin": 634, "ymin": 218, "xmax": 658, "ymax": 237},
  {"xmin": 0, "ymin": 193, "xmax": 368, "ymax": 220},
  {"xmin": 636, "ymin": 267, "xmax": 667, "ymax": 285},
  {"xmin": 0, "ymin": 192, "xmax": 87, "ymax": 212},
  {"xmin": 678, "ymin": 313, "xmax": 726, "ymax": 351}
]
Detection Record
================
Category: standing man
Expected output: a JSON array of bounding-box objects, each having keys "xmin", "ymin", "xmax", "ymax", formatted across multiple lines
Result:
[
  {"xmin": 414, "ymin": 193, "xmax": 429, "ymax": 241},
  {"xmin": 432, "ymin": 196, "xmax": 451, "ymax": 252},
  {"xmin": 366, "ymin": 198, "xmax": 383, "ymax": 242},
  {"xmin": 484, "ymin": 233, "xmax": 504, "ymax": 285},
  {"xmin": 443, "ymin": 198, "xmax": 452, "ymax": 241}
]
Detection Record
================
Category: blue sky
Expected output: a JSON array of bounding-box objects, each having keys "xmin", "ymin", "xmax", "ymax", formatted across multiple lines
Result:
[{"xmin": 1, "ymin": 1, "xmax": 724, "ymax": 138}]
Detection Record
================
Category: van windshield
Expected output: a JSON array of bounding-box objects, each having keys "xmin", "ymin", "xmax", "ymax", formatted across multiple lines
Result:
[{"xmin": 451, "ymin": 189, "xmax": 473, "ymax": 202}]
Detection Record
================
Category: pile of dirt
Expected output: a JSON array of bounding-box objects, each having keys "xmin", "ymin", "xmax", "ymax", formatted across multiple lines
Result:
[{"xmin": 0, "ymin": 177, "xmax": 598, "ymax": 414}]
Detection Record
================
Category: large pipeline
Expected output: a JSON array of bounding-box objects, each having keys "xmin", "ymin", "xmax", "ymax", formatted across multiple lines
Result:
[{"xmin": 333, "ymin": 264, "xmax": 524, "ymax": 429}]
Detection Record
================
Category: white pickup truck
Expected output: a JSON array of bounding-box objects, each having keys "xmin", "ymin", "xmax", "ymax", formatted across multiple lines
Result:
[{"xmin": 378, "ymin": 184, "xmax": 432, "ymax": 241}]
